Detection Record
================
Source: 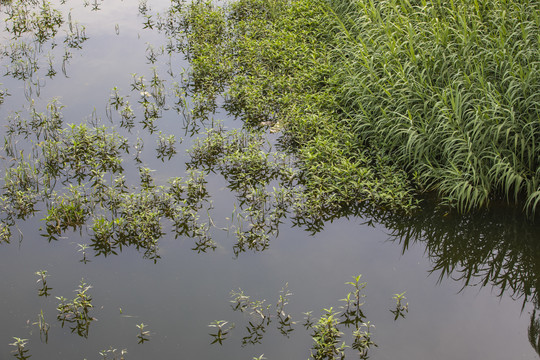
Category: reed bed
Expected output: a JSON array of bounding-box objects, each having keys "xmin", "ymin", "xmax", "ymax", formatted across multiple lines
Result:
[{"xmin": 325, "ymin": 0, "xmax": 540, "ymax": 214}]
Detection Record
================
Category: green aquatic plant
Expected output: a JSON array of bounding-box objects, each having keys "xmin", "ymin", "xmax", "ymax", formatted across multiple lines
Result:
[
  {"xmin": 310, "ymin": 308, "xmax": 346, "ymax": 360},
  {"xmin": 351, "ymin": 321, "xmax": 376, "ymax": 360},
  {"xmin": 99, "ymin": 347, "xmax": 127, "ymax": 360},
  {"xmin": 215, "ymin": 276, "xmax": 405, "ymax": 358},
  {"xmin": 177, "ymin": 0, "xmax": 540, "ymax": 217},
  {"xmin": 77, "ymin": 243, "xmax": 90, "ymax": 264},
  {"xmin": 35, "ymin": 270, "xmax": 52, "ymax": 297},
  {"xmin": 9, "ymin": 337, "xmax": 30, "ymax": 360},
  {"xmin": 156, "ymin": 132, "xmax": 178, "ymax": 161},
  {"xmin": 208, "ymin": 320, "xmax": 234, "ymax": 345},
  {"xmin": 136, "ymin": 323, "xmax": 150, "ymax": 344},
  {"xmin": 390, "ymin": 292, "xmax": 408, "ymax": 321},
  {"xmin": 56, "ymin": 279, "xmax": 94, "ymax": 338},
  {"xmin": 340, "ymin": 275, "xmax": 366, "ymax": 328},
  {"xmin": 32, "ymin": 310, "xmax": 50, "ymax": 343}
]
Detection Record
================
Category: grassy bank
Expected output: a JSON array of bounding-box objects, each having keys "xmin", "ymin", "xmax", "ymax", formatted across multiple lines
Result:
[{"xmin": 180, "ymin": 0, "xmax": 540, "ymax": 216}]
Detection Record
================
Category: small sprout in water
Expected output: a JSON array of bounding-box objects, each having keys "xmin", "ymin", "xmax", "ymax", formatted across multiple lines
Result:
[
  {"xmin": 78, "ymin": 243, "xmax": 91, "ymax": 264},
  {"xmin": 208, "ymin": 320, "xmax": 234, "ymax": 345},
  {"xmin": 302, "ymin": 311, "xmax": 314, "ymax": 329},
  {"xmin": 56, "ymin": 279, "xmax": 94, "ymax": 338},
  {"xmin": 253, "ymin": 355, "xmax": 266, "ymax": 360},
  {"xmin": 136, "ymin": 323, "xmax": 150, "ymax": 344},
  {"xmin": 35, "ymin": 270, "xmax": 52, "ymax": 297},
  {"xmin": 32, "ymin": 310, "xmax": 50, "ymax": 343},
  {"xmin": 390, "ymin": 291, "xmax": 408, "ymax": 320},
  {"xmin": 9, "ymin": 337, "xmax": 30, "ymax": 360},
  {"xmin": 99, "ymin": 347, "xmax": 127, "ymax": 360}
]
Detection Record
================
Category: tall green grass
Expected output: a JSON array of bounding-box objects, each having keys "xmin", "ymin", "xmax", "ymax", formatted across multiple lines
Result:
[{"xmin": 325, "ymin": 0, "xmax": 540, "ymax": 214}]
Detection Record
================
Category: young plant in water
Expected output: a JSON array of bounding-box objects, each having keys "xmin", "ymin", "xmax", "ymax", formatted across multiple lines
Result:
[
  {"xmin": 77, "ymin": 243, "xmax": 91, "ymax": 264},
  {"xmin": 310, "ymin": 308, "xmax": 346, "ymax": 360},
  {"xmin": 56, "ymin": 279, "xmax": 94, "ymax": 338},
  {"xmin": 390, "ymin": 292, "xmax": 408, "ymax": 321},
  {"xmin": 136, "ymin": 323, "xmax": 150, "ymax": 344},
  {"xmin": 32, "ymin": 310, "xmax": 50, "ymax": 343},
  {"xmin": 352, "ymin": 321, "xmax": 377, "ymax": 360},
  {"xmin": 99, "ymin": 347, "xmax": 127, "ymax": 360},
  {"xmin": 35, "ymin": 270, "xmax": 52, "ymax": 297},
  {"xmin": 208, "ymin": 320, "xmax": 234, "ymax": 345},
  {"xmin": 9, "ymin": 337, "xmax": 30, "ymax": 360}
]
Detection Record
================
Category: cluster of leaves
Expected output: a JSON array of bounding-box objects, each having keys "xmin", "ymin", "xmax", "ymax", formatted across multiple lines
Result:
[{"xmin": 188, "ymin": 125, "xmax": 309, "ymax": 255}]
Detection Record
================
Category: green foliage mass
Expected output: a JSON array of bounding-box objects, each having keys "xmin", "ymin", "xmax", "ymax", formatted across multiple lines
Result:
[
  {"xmin": 181, "ymin": 0, "xmax": 418, "ymax": 215},
  {"xmin": 181, "ymin": 0, "xmax": 540, "ymax": 216}
]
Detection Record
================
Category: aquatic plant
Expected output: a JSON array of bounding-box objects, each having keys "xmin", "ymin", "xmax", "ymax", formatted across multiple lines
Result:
[
  {"xmin": 9, "ymin": 337, "xmax": 30, "ymax": 360},
  {"xmin": 56, "ymin": 279, "xmax": 94, "ymax": 338},
  {"xmin": 99, "ymin": 347, "xmax": 127, "ymax": 360},
  {"xmin": 208, "ymin": 320, "xmax": 234, "ymax": 345},
  {"xmin": 35, "ymin": 270, "xmax": 52, "ymax": 297},
  {"xmin": 212, "ymin": 276, "xmax": 403, "ymax": 358},
  {"xmin": 390, "ymin": 292, "xmax": 408, "ymax": 321},
  {"xmin": 32, "ymin": 310, "xmax": 50, "ymax": 343},
  {"xmin": 136, "ymin": 323, "xmax": 150, "ymax": 344},
  {"xmin": 310, "ymin": 308, "xmax": 346, "ymax": 360}
]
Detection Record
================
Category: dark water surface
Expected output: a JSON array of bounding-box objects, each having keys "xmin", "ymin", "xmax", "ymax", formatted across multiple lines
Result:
[{"xmin": 0, "ymin": 1, "xmax": 539, "ymax": 359}]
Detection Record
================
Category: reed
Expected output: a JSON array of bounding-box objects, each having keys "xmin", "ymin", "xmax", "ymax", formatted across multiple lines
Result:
[{"xmin": 325, "ymin": 0, "xmax": 540, "ymax": 215}]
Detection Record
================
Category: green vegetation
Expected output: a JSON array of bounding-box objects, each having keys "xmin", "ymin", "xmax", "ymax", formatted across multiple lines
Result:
[
  {"xmin": 179, "ymin": 0, "xmax": 540, "ymax": 216},
  {"xmin": 213, "ymin": 276, "xmax": 389, "ymax": 359}
]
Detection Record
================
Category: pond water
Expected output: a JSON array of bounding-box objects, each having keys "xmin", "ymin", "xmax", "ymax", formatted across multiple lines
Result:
[{"xmin": 0, "ymin": 1, "xmax": 539, "ymax": 359}]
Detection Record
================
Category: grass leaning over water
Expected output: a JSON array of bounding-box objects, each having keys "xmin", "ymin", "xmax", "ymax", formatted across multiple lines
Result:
[{"xmin": 180, "ymin": 0, "xmax": 540, "ymax": 216}]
